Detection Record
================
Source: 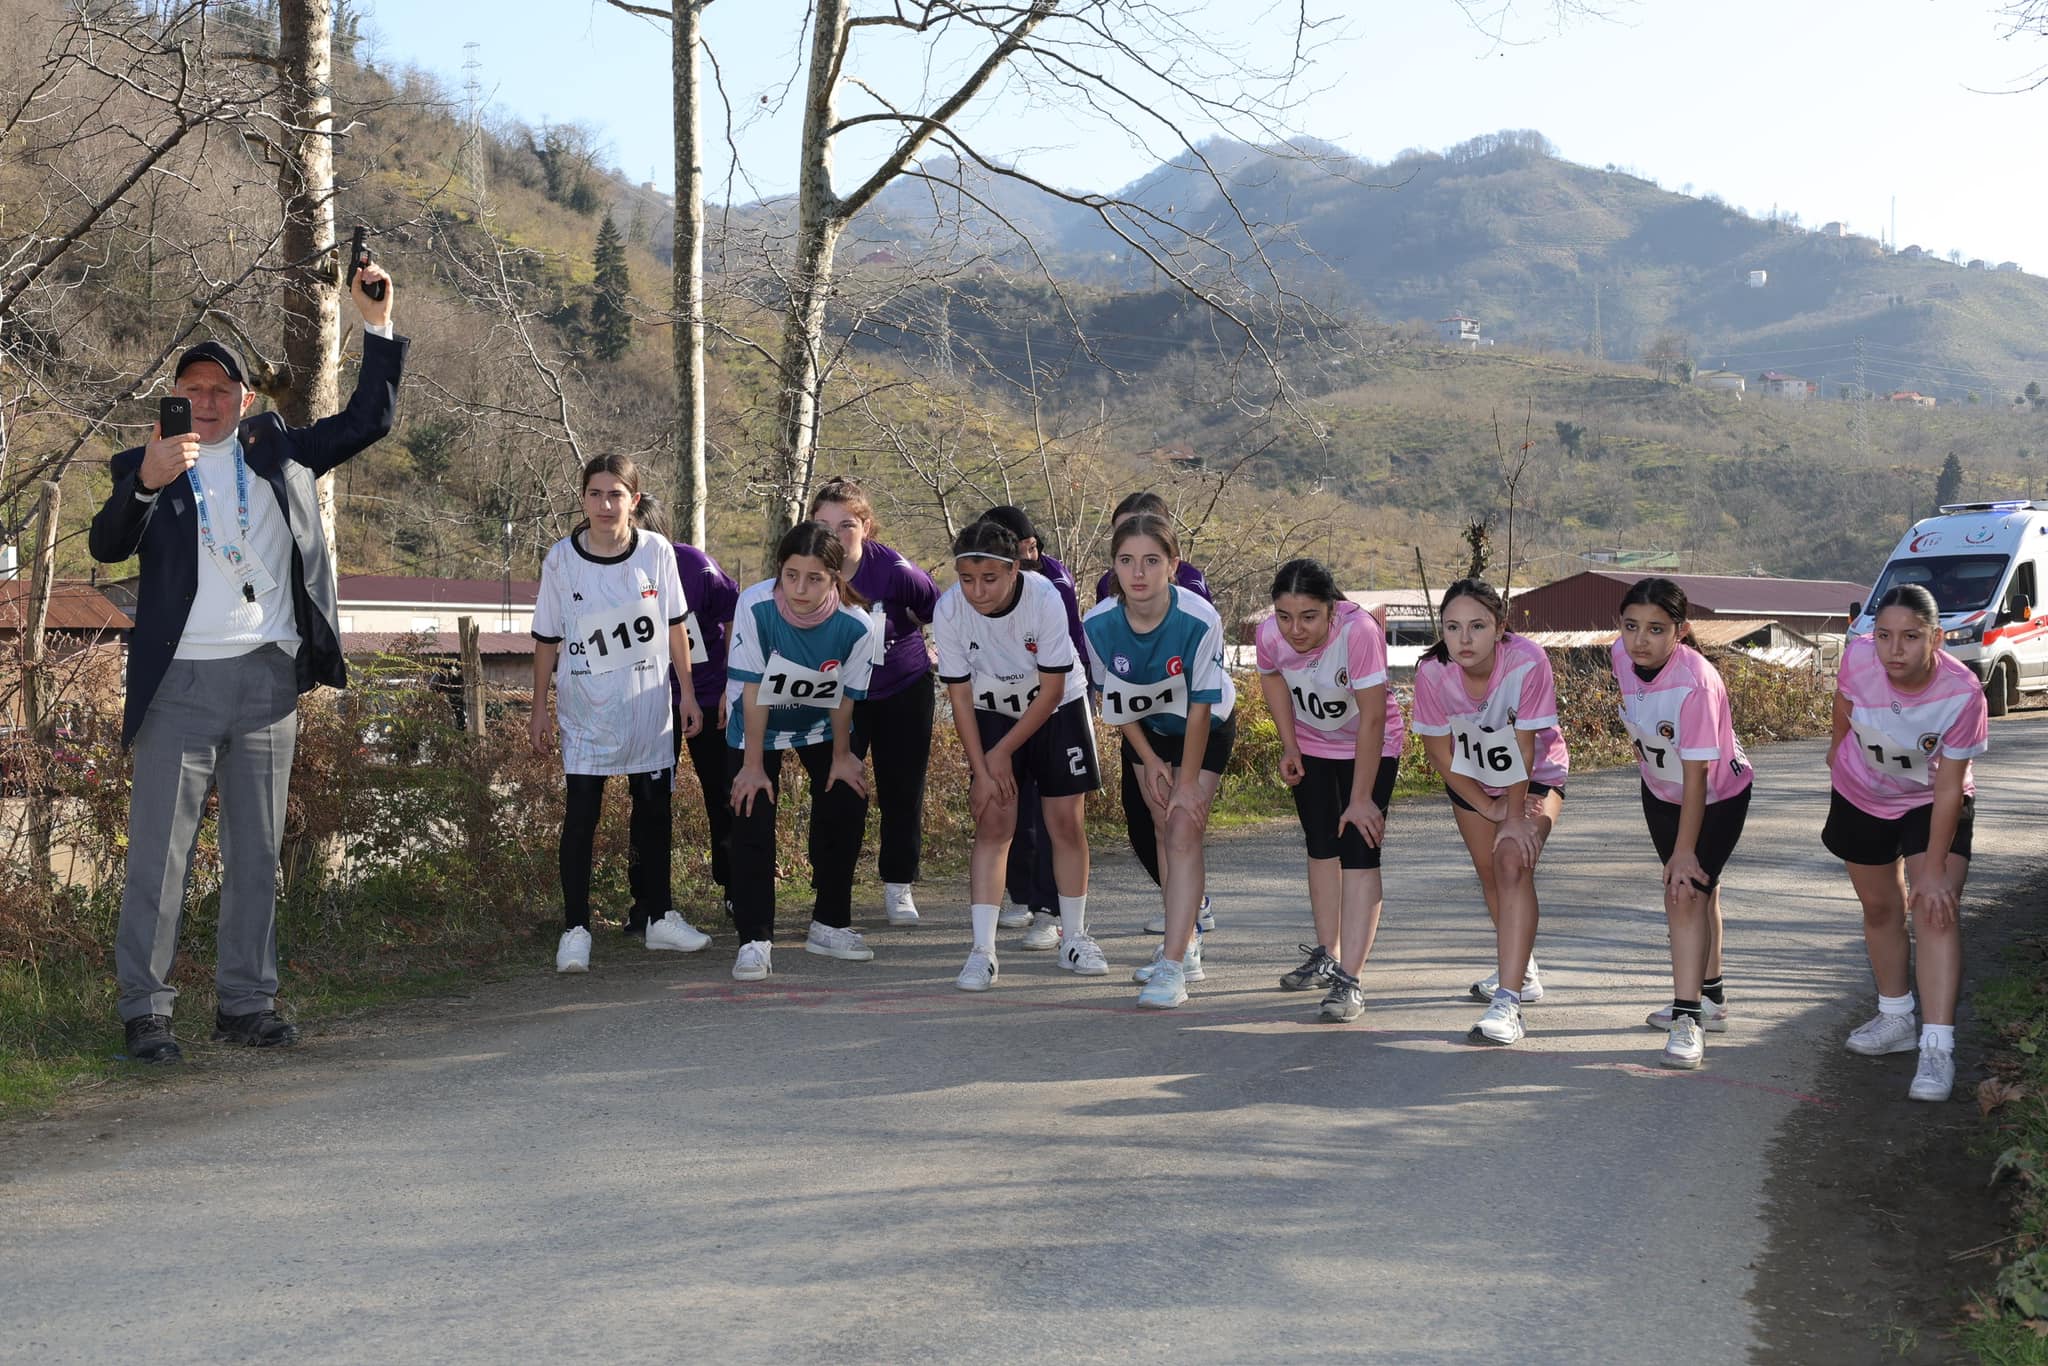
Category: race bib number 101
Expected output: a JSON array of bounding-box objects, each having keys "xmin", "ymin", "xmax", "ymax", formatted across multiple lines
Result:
[{"xmin": 1100, "ymin": 671, "xmax": 1185, "ymax": 722}]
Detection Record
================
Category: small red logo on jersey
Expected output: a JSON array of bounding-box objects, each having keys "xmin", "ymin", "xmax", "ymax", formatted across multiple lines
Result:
[
  {"xmin": 641, "ymin": 587, "xmax": 659, "ymax": 598},
  {"xmin": 821, "ymin": 659, "xmax": 841, "ymax": 671},
  {"xmin": 1166, "ymin": 656, "xmax": 1185, "ymax": 675}
]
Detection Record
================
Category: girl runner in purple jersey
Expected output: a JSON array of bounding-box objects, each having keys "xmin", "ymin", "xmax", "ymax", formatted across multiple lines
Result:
[{"xmin": 810, "ymin": 477, "xmax": 939, "ymax": 927}]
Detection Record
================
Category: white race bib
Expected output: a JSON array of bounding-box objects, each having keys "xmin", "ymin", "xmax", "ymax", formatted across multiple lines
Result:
[
  {"xmin": 1449, "ymin": 716, "xmax": 1529, "ymax": 786},
  {"xmin": 1619, "ymin": 711, "xmax": 1678, "ymax": 775},
  {"xmin": 972, "ymin": 672, "xmax": 1041, "ymax": 715},
  {"xmin": 683, "ymin": 611, "xmax": 707, "ymax": 666},
  {"xmin": 1099, "ymin": 671, "xmax": 1186, "ymax": 723},
  {"xmin": 572, "ymin": 600, "xmax": 662, "ymax": 678},
  {"xmin": 1281, "ymin": 666, "xmax": 1352, "ymax": 732},
  {"xmin": 1849, "ymin": 718, "xmax": 1934, "ymax": 787},
  {"xmin": 758, "ymin": 651, "xmax": 844, "ymax": 709}
]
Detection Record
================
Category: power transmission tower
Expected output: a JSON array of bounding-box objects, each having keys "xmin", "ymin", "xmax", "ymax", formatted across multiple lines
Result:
[
  {"xmin": 1589, "ymin": 282, "xmax": 1605, "ymax": 363},
  {"xmin": 462, "ymin": 43, "xmax": 488, "ymax": 211}
]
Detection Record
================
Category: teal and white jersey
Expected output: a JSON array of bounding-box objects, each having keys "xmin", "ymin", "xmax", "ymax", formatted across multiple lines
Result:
[
  {"xmin": 724, "ymin": 579, "xmax": 879, "ymax": 750},
  {"xmin": 1082, "ymin": 587, "xmax": 1235, "ymax": 737}
]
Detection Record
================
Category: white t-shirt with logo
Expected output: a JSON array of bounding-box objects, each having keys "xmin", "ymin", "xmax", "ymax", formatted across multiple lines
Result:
[
  {"xmin": 933, "ymin": 571, "xmax": 1086, "ymax": 716},
  {"xmin": 532, "ymin": 528, "xmax": 686, "ymax": 776}
]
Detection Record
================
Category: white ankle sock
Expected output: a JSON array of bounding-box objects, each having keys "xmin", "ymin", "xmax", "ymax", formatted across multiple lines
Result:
[
  {"xmin": 1920, "ymin": 1023, "xmax": 1955, "ymax": 1051},
  {"xmin": 970, "ymin": 903, "xmax": 998, "ymax": 952},
  {"xmin": 1878, "ymin": 992, "xmax": 1917, "ymax": 1016},
  {"xmin": 1057, "ymin": 893, "xmax": 1088, "ymax": 939}
]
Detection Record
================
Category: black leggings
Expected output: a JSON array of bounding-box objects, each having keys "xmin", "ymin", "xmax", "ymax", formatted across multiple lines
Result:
[
  {"xmin": 561, "ymin": 768, "xmax": 672, "ymax": 932},
  {"xmin": 1120, "ymin": 735, "xmax": 1165, "ymax": 887},
  {"xmin": 1006, "ymin": 771, "xmax": 1059, "ymax": 914},
  {"xmin": 727, "ymin": 742, "xmax": 869, "ymax": 942},
  {"xmin": 850, "ymin": 672, "xmax": 934, "ymax": 885},
  {"xmin": 678, "ymin": 708, "xmax": 733, "ymax": 891}
]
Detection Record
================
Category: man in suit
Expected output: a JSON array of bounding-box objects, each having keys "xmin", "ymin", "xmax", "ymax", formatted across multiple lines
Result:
[{"xmin": 89, "ymin": 261, "xmax": 407, "ymax": 1063}]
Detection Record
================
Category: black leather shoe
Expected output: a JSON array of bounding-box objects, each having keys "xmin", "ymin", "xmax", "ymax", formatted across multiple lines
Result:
[
  {"xmin": 211, "ymin": 1008, "xmax": 299, "ymax": 1048},
  {"xmin": 123, "ymin": 1014, "xmax": 183, "ymax": 1063}
]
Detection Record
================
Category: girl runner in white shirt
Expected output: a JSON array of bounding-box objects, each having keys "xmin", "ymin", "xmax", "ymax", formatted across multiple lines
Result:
[
  {"xmin": 530, "ymin": 455, "xmax": 704, "ymax": 973},
  {"xmin": 934, "ymin": 519, "xmax": 1102, "ymax": 991}
]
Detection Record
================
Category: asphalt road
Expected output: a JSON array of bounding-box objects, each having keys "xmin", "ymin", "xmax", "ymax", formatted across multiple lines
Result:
[{"xmin": 6, "ymin": 715, "xmax": 2048, "ymax": 1364}]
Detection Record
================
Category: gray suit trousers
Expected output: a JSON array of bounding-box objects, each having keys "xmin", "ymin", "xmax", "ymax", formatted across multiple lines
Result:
[{"xmin": 115, "ymin": 645, "xmax": 299, "ymax": 1021}]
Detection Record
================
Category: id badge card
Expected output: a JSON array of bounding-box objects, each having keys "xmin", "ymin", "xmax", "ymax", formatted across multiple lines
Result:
[{"xmin": 207, "ymin": 540, "xmax": 278, "ymax": 601}]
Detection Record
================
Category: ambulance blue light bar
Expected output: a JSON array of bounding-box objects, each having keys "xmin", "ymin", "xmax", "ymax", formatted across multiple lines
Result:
[{"xmin": 1937, "ymin": 501, "xmax": 2043, "ymax": 513}]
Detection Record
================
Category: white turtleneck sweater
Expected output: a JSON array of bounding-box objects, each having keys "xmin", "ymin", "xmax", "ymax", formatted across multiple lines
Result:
[{"xmin": 172, "ymin": 431, "xmax": 300, "ymax": 660}]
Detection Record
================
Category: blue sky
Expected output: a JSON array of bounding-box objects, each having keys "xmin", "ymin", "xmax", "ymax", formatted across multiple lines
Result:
[{"xmin": 361, "ymin": 0, "xmax": 2048, "ymax": 266}]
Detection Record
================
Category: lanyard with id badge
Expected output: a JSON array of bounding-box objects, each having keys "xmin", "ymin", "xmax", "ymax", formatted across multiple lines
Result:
[{"xmin": 188, "ymin": 450, "xmax": 278, "ymax": 604}]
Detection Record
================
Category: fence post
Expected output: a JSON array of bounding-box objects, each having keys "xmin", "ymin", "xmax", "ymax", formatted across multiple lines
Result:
[
  {"xmin": 22, "ymin": 480, "xmax": 60, "ymax": 880},
  {"xmin": 457, "ymin": 614, "xmax": 483, "ymax": 735}
]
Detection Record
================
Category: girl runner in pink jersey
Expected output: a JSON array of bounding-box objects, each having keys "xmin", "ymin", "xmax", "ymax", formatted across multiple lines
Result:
[
  {"xmin": 1824, "ymin": 584, "xmax": 1987, "ymax": 1104},
  {"xmin": 1254, "ymin": 559, "xmax": 1405, "ymax": 1023},
  {"xmin": 1611, "ymin": 578, "xmax": 1753, "ymax": 1071},
  {"xmin": 1410, "ymin": 578, "xmax": 1569, "ymax": 1047}
]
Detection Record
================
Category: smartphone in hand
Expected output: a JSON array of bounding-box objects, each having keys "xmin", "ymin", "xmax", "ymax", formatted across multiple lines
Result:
[
  {"xmin": 347, "ymin": 226, "xmax": 387, "ymax": 302},
  {"xmin": 159, "ymin": 396, "xmax": 192, "ymax": 438}
]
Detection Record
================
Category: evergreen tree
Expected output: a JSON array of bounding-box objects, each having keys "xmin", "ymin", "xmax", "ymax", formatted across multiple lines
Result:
[
  {"xmin": 1934, "ymin": 452, "xmax": 1965, "ymax": 510},
  {"xmin": 590, "ymin": 211, "xmax": 632, "ymax": 362}
]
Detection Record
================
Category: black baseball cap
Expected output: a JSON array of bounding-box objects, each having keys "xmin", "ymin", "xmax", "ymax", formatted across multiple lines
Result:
[
  {"xmin": 980, "ymin": 504, "xmax": 1040, "ymax": 545},
  {"xmin": 174, "ymin": 340, "xmax": 248, "ymax": 386}
]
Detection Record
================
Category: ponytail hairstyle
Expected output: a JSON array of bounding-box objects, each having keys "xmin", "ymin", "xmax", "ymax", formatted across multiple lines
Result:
[
  {"xmin": 1111, "ymin": 489, "xmax": 1169, "ymax": 526},
  {"xmin": 808, "ymin": 474, "xmax": 877, "ymax": 532},
  {"xmin": 775, "ymin": 520, "xmax": 869, "ymax": 608},
  {"xmin": 1617, "ymin": 576, "xmax": 1693, "ymax": 642},
  {"xmin": 1423, "ymin": 577, "xmax": 1511, "ymax": 665},
  {"xmin": 1107, "ymin": 513, "xmax": 1180, "ymax": 600},
  {"xmin": 951, "ymin": 518, "xmax": 1020, "ymax": 565},
  {"xmin": 574, "ymin": 453, "xmax": 643, "ymax": 537},
  {"xmin": 1874, "ymin": 583, "xmax": 1941, "ymax": 632},
  {"xmin": 634, "ymin": 491, "xmax": 673, "ymax": 540},
  {"xmin": 1270, "ymin": 557, "xmax": 1341, "ymax": 605}
]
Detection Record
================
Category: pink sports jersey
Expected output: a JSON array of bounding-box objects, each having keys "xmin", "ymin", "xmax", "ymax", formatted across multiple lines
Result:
[
  {"xmin": 1255, "ymin": 601, "xmax": 1405, "ymax": 760},
  {"xmin": 1609, "ymin": 640, "xmax": 1754, "ymax": 806},
  {"xmin": 1411, "ymin": 632, "xmax": 1569, "ymax": 796},
  {"xmin": 1830, "ymin": 635, "xmax": 1987, "ymax": 819}
]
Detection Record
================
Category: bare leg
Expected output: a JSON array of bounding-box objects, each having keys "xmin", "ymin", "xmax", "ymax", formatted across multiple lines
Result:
[
  {"xmin": 1158, "ymin": 771, "xmax": 1221, "ymax": 962},
  {"xmin": 1903, "ymin": 851, "xmax": 1969, "ymax": 1026},
  {"xmin": 1336, "ymin": 868, "xmax": 1384, "ymax": 977},
  {"xmin": 1845, "ymin": 859, "xmax": 1911, "ymax": 999},
  {"xmin": 970, "ymin": 797, "xmax": 1019, "ymax": 907},
  {"xmin": 1488, "ymin": 790, "xmax": 1561, "ymax": 994},
  {"xmin": 1667, "ymin": 881, "xmax": 1713, "ymax": 1001},
  {"xmin": 1042, "ymin": 794, "xmax": 1090, "ymax": 900}
]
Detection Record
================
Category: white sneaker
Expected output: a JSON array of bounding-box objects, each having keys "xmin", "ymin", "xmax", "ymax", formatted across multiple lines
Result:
[
  {"xmin": 733, "ymin": 940, "xmax": 772, "ymax": 981},
  {"xmin": 556, "ymin": 926, "xmax": 591, "ymax": 973},
  {"xmin": 1661, "ymin": 1016, "xmax": 1705, "ymax": 1070},
  {"xmin": 997, "ymin": 901, "xmax": 1033, "ymax": 930},
  {"xmin": 645, "ymin": 912, "xmax": 711, "ymax": 953},
  {"xmin": 1019, "ymin": 911, "xmax": 1061, "ymax": 950},
  {"xmin": 1136, "ymin": 959, "xmax": 1188, "ymax": 1009},
  {"xmin": 1845, "ymin": 1011, "xmax": 1918, "ymax": 1056},
  {"xmin": 805, "ymin": 922, "xmax": 875, "ymax": 961},
  {"xmin": 1144, "ymin": 896, "xmax": 1215, "ymax": 936},
  {"xmin": 1647, "ymin": 999, "xmax": 1729, "ymax": 1032},
  {"xmin": 884, "ymin": 884, "xmax": 920, "ymax": 927},
  {"xmin": 1058, "ymin": 933, "xmax": 1110, "ymax": 976},
  {"xmin": 956, "ymin": 947, "xmax": 999, "ymax": 991},
  {"xmin": 1468, "ymin": 959, "xmax": 1543, "ymax": 1004},
  {"xmin": 1468, "ymin": 994, "xmax": 1525, "ymax": 1046},
  {"xmin": 1133, "ymin": 937, "xmax": 1206, "ymax": 984},
  {"xmin": 1908, "ymin": 1042, "xmax": 1955, "ymax": 1102}
]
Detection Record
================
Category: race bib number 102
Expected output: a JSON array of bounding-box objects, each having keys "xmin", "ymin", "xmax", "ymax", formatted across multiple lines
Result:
[{"xmin": 758, "ymin": 651, "xmax": 843, "ymax": 709}]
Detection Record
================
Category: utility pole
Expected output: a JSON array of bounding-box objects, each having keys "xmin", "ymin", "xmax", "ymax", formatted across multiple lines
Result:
[
  {"xmin": 1852, "ymin": 334, "xmax": 1871, "ymax": 460},
  {"xmin": 22, "ymin": 481, "xmax": 60, "ymax": 880},
  {"xmin": 462, "ymin": 44, "xmax": 488, "ymax": 211},
  {"xmin": 1589, "ymin": 282, "xmax": 1605, "ymax": 363}
]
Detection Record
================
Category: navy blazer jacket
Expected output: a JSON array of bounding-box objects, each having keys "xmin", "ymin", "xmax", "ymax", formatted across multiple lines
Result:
[{"xmin": 89, "ymin": 332, "xmax": 411, "ymax": 746}]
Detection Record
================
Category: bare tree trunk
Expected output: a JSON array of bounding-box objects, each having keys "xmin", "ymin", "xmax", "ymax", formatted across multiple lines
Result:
[
  {"xmin": 22, "ymin": 480, "xmax": 59, "ymax": 882},
  {"xmin": 277, "ymin": 0, "xmax": 342, "ymax": 564},
  {"xmin": 764, "ymin": 0, "xmax": 851, "ymax": 560},
  {"xmin": 673, "ymin": 0, "xmax": 708, "ymax": 547}
]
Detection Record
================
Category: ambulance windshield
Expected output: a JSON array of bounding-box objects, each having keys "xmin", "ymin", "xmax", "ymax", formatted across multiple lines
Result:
[{"xmin": 1870, "ymin": 554, "xmax": 2009, "ymax": 614}]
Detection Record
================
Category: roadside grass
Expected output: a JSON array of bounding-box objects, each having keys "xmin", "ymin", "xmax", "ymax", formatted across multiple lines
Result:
[{"xmin": 1961, "ymin": 928, "xmax": 2048, "ymax": 1363}]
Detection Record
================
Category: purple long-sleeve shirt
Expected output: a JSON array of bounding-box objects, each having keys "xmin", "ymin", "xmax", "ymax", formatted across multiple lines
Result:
[
  {"xmin": 846, "ymin": 538, "xmax": 939, "ymax": 700},
  {"xmin": 1093, "ymin": 560, "xmax": 1213, "ymax": 607},
  {"xmin": 671, "ymin": 541, "xmax": 740, "ymax": 709},
  {"xmin": 1035, "ymin": 552, "xmax": 1092, "ymax": 685}
]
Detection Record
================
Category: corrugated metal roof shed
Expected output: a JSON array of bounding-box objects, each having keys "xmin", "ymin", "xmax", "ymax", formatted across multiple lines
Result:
[
  {"xmin": 1512, "ymin": 571, "xmax": 1864, "ymax": 632},
  {"xmin": 0, "ymin": 580, "xmax": 133, "ymax": 633}
]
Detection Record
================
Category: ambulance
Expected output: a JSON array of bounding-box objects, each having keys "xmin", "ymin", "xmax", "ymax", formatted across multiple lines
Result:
[{"xmin": 1851, "ymin": 501, "xmax": 2048, "ymax": 715}]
